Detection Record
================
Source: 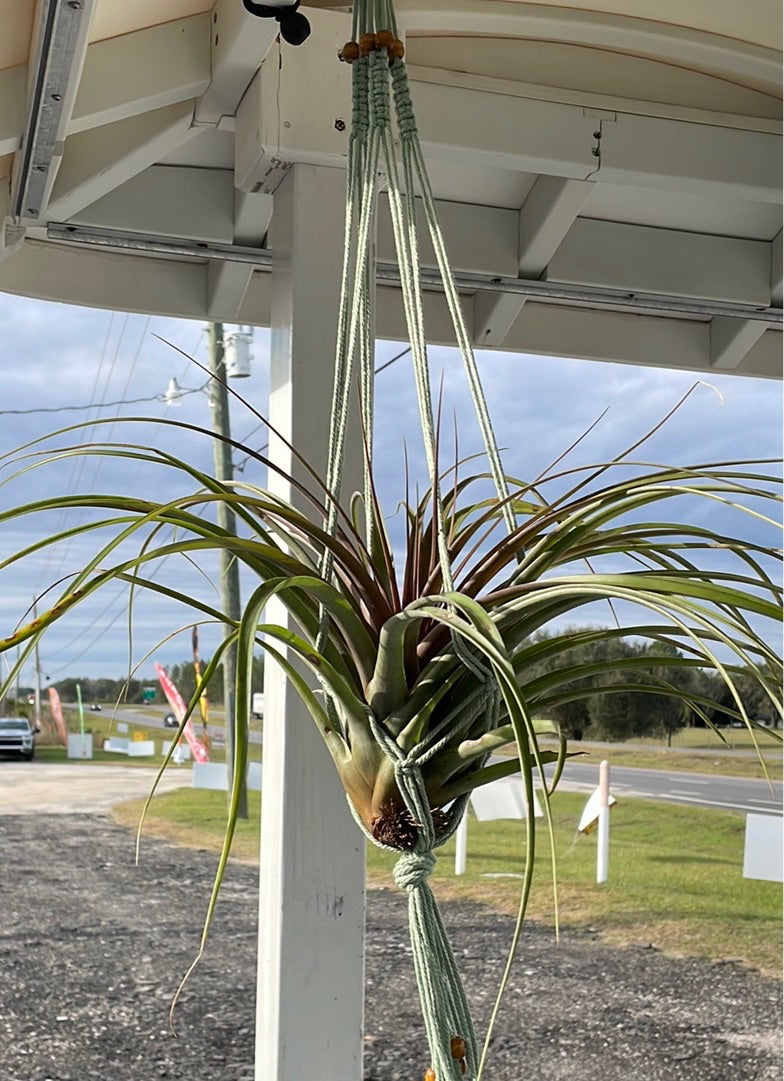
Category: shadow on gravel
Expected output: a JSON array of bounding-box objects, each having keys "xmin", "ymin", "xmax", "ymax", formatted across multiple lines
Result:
[{"xmin": 0, "ymin": 814, "xmax": 780, "ymax": 1081}]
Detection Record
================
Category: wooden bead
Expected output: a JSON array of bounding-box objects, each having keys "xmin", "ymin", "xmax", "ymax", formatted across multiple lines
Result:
[
  {"xmin": 389, "ymin": 38, "xmax": 405, "ymax": 61},
  {"xmin": 339, "ymin": 41, "xmax": 359, "ymax": 63},
  {"xmin": 451, "ymin": 1034, "xmax": 467, "ymax": 1074},
  {"xmin": 359, "ymin": 32, "xmax": 376, "ymax": 55},
  {"xmin": 424, "ymin": 1070, "xmax": 436, "ymax": 1081},
  {"xmin": 375, "ymin": 29, "xmax": 395, "ymax": 49}
]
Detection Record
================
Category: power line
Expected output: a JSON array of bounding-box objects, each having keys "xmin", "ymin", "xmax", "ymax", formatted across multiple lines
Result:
[
  {"xmin": 375, "ymin": 345, "xmax": 411, "ymax": 374},
  {"xmin": 0, "ymin": 392, "xmax": 167, "ymax": 416}
]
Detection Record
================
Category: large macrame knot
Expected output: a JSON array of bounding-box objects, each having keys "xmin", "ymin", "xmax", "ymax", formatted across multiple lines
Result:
[{"xmin": 393, "ymin": 849, "xmax": 436, "ymax": 892}]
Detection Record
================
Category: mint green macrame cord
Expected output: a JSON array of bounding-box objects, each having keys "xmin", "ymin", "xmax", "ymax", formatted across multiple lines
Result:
[
  {"xmin": 315, "ymin": 2, "xmax": 520, "ymax": 1077},
  {"xmin": 347, "ymin": 725, "xmax": 477, "ymax": 1081}
]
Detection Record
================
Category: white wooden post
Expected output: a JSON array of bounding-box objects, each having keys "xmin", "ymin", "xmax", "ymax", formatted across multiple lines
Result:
[
  {"xmin": 454, "ymin": 810, "xmax": 468, "ymax": 875},
  {"xmin": 597, "ymin": 759, "xmax": 610, "ymax": 884},
  {"xmin": 256, "ymin": 163, "xmax": 366, "ymax": 1080}
]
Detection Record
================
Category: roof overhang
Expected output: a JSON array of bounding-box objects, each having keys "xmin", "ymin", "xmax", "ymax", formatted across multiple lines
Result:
[{"xmin": 0, "ymin": 0, "xmax": 780, "ymax": 376}]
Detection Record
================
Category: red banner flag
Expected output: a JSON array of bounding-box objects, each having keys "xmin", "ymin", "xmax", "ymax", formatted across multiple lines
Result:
[{"xmin": 155, "ymin": 662, "xmax": 210, "ymax": 763}]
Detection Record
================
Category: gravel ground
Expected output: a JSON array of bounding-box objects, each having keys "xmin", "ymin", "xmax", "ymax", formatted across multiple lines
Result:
[{"xmin": 1, "ymin": 812, "xmax": 781, "ymax": 1081}]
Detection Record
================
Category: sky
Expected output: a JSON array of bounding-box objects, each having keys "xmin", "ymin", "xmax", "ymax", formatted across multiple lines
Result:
[{"xmin": 0, "ymin": 290, "xmax": 781, "ymax": 692}]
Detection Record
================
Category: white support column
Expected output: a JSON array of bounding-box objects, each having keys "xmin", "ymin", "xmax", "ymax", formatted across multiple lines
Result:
[{"xmin": 256, "ymin": 163, "xmax": 366, "ymax": 1081}]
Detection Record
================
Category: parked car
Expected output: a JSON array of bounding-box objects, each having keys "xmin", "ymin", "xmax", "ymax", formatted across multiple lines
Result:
[
  {"xmin": 89, "ymin": 703, "xmax": 102, "ymax": 711},
  {"xmin": 0, "ymin": 717, "xmax": 39, "ymax": 761},
  {"xmin": 163, "ymin": 713, "xmax": 179, "ymax": 728}
]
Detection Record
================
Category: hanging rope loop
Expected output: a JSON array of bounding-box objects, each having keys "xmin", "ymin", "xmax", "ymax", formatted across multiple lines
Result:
[{"xmin": 319, "ymin": 1, "xmax": 520, "ymax": 1075}]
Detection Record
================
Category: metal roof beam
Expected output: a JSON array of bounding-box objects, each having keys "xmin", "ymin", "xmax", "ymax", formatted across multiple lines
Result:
[
  {"xmin": 10, "ymin": 0, "xmax": 96, "ymax": 226},
  {"xmin": 546, "ymin": 219, "xmax": 772, "ymax": 307},
  {"xmin": 411, "ymin": 81, "xmax": 780, "ymax": 202},
  {"xmin": 47, "ymin": 102, "xmax": 203, "ymax": 222},
  {"xmin": 40, "ymin": 222, "xmax": 784, "ymax": 324},
  {"xmin": 475, "ymin": 176, "xmax": 592, "ymax": 346},
  {"xmin": 392, "ymin": 1, "xmax": 781, "ymax": 92},
  {"xmin": 71, "ymin": 15, "xmax": 211, "ymax": 135},
  {"xmin": 195, "ymin": 0, "xmax": 280, "ymax": 127},
  {"xmin": 709, "ymin": 317, "xmax": 768, "ymax": 370},
  {"xmin": 206, "ymin": 190, "xmax": 273, "ymax": 318},
  {"xmin": 771, "ymin": 231, "xmax": 783, "ymax": 308},
  {"xmin": 2, "ymin": 233, "xmax": 779, "ymax": 378}
]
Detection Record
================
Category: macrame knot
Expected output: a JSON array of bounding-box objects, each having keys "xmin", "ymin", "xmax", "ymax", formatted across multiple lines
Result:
[
  {"xmin": 393, "ymin": 849, "xmax": 436, "ymax": 892},
  {"xmin": 391, "ymin": 65, "xmax": 417, "ymax": 139},
  {"xmin": 368, "ymin": 54, "xmax": 391, "ymax": 128}
]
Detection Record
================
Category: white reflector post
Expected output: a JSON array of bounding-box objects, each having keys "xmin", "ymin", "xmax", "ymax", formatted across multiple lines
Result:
[
  {"xmin": 454, "ymin": 810, "xmax": 468, "ymax": 875},
  {"xmin": 597, "ymin": 759, "xmax": 610, "ymax": 884}
]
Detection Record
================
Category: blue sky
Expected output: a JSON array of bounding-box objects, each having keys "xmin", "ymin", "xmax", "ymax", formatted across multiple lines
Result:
[{"xmin": 0, "ymin": 291, "xmax": 780, "ymax": 689}]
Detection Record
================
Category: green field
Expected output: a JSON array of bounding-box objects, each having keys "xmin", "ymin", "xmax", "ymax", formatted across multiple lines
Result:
[
  {"xmin": 114, "ymin": 786, "xmax": 782, "ymax": 977},
  {"xmin": 41, "ymin": 707, "xmax": 781, "ymax": 779},
  {"xmin": 36, "ymin": 708, "xmax": 262, "ymax": 767}
]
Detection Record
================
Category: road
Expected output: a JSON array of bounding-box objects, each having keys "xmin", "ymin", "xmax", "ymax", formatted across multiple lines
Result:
[
  {"xmin": 102, "ymin": 706, "xmax": 264, "ymax": 745},
  {"xmin": 549, "ymin": 761, "xmax": 783, "ymax": 817},
  {"xmin": 47, "ymin": 707, "xmax": 783, "ymax": 817}
]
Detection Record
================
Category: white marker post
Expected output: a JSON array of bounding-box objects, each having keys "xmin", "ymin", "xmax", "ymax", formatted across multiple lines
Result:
[
  {"xmin": 455, "ymin": 811, "xmax": 468, "ymax": 876},
  {"xmin": 597, "ymin": 759, "xmax": 610, "ymax": 884}
]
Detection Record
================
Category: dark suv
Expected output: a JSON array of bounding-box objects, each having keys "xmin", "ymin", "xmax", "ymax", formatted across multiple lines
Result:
[{"xmin": 0, "ymin": 717, "xmax": 39, "ymax": 760}]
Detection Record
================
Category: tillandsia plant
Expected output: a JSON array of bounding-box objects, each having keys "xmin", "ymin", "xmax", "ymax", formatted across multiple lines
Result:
[{"xmin": 0, "ymin": 389, "xmax": 781, "ymax": 1078}]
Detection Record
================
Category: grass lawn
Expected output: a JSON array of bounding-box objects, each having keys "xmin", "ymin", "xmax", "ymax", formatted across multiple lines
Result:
[
  {"xmin": 113, "ymin": 787, "xmax": 782, "ymax": 977},
  {"xmin": 557, "ymin": 743, "xmax": 782, "ymax": 780}
]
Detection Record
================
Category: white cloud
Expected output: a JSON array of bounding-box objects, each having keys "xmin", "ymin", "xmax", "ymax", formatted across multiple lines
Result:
[{"xmin": 0, "ymin": 291, "xmax": 780, "ymax": 683}]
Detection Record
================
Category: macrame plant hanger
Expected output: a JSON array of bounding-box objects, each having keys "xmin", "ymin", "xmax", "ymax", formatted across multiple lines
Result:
[{"xmin": 318, "ymin": 2, "xmax": 519, "ymax": 1078}]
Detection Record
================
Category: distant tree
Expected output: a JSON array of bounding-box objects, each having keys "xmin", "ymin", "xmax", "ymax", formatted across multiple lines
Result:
[
  {"xmin": 522, "ymin": 630, "xmax": 698, "ymax": 743},
  {"xmin": 701, "ymin": 664, "xmax": 780, "ymax": 730},
  {"xmin": 643, "ymin": 643, "xmax": 694, "ymax": 746},
  {"xmin": 160, "ymin": 653, "xmax": 265, "ymax": 709}
]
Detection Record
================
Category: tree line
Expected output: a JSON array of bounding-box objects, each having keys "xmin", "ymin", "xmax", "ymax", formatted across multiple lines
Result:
[
  {"xmin": 44, "ymin": 655, "xmax": 266, "ymax": 708},
  {"xmin": 520, "ymin": 630, "xmax": 779, "ymax": 743},
  {"xmin": 10, "ymin": 637, "xmax": 777, "ymax": 743}
]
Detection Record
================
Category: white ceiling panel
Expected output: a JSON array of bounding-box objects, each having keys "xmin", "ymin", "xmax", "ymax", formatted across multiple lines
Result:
[{"xmin": 0, "ymin": 0, "xmax": 779, "ymax": 376}]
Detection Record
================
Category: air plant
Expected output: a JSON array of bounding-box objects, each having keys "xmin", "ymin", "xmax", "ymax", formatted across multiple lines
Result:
[
  {"xmin": 1, "ymin": 396, "xmax": 780, "ymax": 845},
  {"xmin": 0, "ymin": 390, "xmax": 781, "ymax": 1077}
]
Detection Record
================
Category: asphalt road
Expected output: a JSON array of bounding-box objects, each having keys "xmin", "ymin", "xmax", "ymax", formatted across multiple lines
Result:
[
  {"xmin": 551, "ymin": 761, "xmax": 783, "ymax": 817},
  {"xmin": 29, "ymin": 706, "xmax": 784, "ymax": 818},
  {"xmin": 104, "ymin": 705, "xmax": 264, "ymax": 745}
]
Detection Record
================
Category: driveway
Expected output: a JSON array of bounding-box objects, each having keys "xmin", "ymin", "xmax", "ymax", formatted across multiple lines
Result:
[{"xmin": 0, "ymin": 761, "xmax": 192, "ymax": 815}]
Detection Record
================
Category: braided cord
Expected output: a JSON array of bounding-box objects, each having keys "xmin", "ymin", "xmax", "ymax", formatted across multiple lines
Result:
[
  {"xmin": 359, "ymin": 714, "xmax": 479, "ymax": 1080},
  {"xmin": 316, "ymin": 3, "xmax": 520, "ymax": 1077}
]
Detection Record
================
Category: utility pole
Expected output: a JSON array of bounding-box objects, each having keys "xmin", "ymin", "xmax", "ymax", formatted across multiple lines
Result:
[{"xmin": 208, "ymin": 322, "xmax": 248, "ymax": 819}]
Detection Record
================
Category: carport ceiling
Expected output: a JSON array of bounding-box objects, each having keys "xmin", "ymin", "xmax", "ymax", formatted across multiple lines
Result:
[{"xmin": 0, "ymin": 0, "xmax": 781, "ymax": 377}]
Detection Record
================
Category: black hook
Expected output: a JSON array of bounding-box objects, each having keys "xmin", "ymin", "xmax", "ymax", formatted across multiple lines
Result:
[{"xmin": 242, "ymin": 0, "xmax": 311, "ymax": 46}]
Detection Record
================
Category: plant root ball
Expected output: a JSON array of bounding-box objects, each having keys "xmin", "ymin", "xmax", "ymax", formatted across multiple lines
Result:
[{"xmin": 371, "ymin": 804, "xmax": 449, "ymax": 851}]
